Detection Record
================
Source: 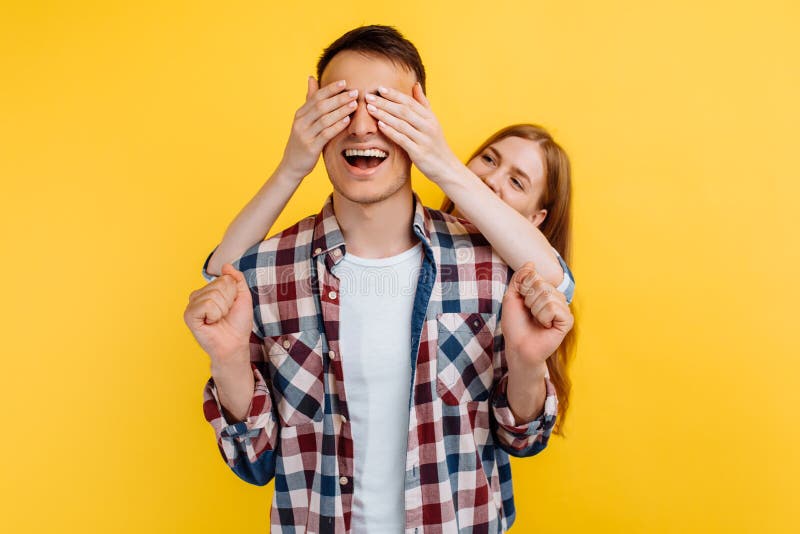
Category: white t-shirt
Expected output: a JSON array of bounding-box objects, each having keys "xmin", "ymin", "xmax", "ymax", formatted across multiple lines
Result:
[{"xmin": 332, "ymin": 241, "xmax": 423, "ymax": 533}]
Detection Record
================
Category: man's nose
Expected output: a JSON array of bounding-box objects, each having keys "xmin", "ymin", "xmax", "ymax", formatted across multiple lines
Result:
[{"xmin": 347, "ymin": 99, "xmax": 378, "ymax": 137}]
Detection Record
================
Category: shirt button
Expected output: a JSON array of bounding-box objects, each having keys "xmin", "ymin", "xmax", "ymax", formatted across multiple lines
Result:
[
  {"xmin": 341, "ymin": 415, "xmax": 347, "ymax": 423},
  {"xmin": 328, "ymin": 350, "xmax": 336, "ymax": 360},
  {"xmin": 328, "ymin": 291, "xmax": 337, "ymax": 300},
  {"xmin": 282, "ymin": 339, "xmax": 291, "ymax": 349},
  {"xmin": 333, "ymin": 249, "xmax": 342, "ymax": 257},
  {"xmin": 339, "ymin": 476, "xmax": 348, "ymax": 485},
  {"xmin": 314, "ymin": 247, "xmax": 322, "ymax": 255}
]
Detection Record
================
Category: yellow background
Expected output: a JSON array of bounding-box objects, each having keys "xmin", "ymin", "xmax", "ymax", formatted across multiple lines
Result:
[{"xmin": 2, "ymin": 1, "xmax": 798, "ymax": 532}]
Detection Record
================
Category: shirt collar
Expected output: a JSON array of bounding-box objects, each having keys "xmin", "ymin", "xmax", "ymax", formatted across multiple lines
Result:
[{"xmin": 310, "ymin": 192, "xmax": 433, "ymax": 264}]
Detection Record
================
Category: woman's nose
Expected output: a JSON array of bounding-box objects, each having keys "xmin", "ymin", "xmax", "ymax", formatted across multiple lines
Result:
[{"xmin": 482, "ymin": 170, "xmax": 502, "ymax": 194}]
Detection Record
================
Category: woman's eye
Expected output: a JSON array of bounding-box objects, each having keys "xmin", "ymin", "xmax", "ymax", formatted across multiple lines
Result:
[
  {"xmin": 510, "ymin": 177, "xmax": 524, "ymax": 190},
  {"xmin": 481, "ymin": 154, "xmax": 495, "ymax": 165}
]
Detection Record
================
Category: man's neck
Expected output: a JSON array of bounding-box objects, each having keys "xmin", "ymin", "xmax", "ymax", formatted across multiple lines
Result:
[{"xmin": 332, "ymin": 186, "xmax": 418, "ymax": 258}]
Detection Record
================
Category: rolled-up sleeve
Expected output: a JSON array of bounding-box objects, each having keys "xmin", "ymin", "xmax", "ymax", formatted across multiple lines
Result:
[
  {"xmin": 490, "ymin": 371, "xmax": 558, "ymax": 457},
  {"xmin": 552, "ymin": 248, "xmax": 575, "ymax": 305},
  {"xmin": 200, "ymin": 248, "xmax": 279, "ymax": 486},
  {"xmin": 202, "ymin": 332, "xmax": 280, "ymax": 486}
]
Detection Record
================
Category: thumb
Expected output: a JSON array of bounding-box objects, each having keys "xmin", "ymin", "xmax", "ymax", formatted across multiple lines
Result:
[
  {"xmin": 220, "ymin": 263, "xmax": 249, "ymax": 297},
  {"xmin": 306, "ymin": 75, "xmax": 319, "ymax": 101},
  {"xmin": 413, "ymin": 82, "xmax": 430, "ymax": 108}
]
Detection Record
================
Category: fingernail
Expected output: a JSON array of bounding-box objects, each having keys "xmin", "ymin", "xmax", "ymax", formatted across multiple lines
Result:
[
  {"xmin": 367, "ymin": 103, "xmax": 377, "ymax": 112},
  {"xmin": 378, "ymin": 86, "xmax": 388, "ymax": 93},
  {"xmin": 348, "ymin": 100, "xmax": 356, "ymax": 108},
  {"xmin": 365, "ymin": 93, "xmax": 376, "ymax": 102},
  {"xmin": 348, "ymin": 89, "xmax": 358, "ymax": 97},
  {"xmin": 338, "ymin": 80, "xmax": 346, "ymax": 87}
]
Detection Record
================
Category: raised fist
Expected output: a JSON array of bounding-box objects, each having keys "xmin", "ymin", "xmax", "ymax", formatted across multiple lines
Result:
[{"xmin": 183, "ymin": 263, "xmax": 253, "ymax": 367}]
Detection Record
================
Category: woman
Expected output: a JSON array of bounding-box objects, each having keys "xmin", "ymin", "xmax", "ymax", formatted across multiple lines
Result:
[
  {"xmin": 439, "ymin": 123, "xmax": 576, "ymax": 436},
  {"xmin": 202, "ymin": 79, "xmax": 576, "ymax": 434}
]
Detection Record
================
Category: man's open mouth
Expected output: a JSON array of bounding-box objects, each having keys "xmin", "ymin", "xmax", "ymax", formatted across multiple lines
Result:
[{"xmin": 342, "ymin": 148, "xmax": 389, "ymax": 171}]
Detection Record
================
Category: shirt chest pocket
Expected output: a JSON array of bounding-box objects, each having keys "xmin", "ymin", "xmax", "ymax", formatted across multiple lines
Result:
[
  {"xmin": 436, "ymin": 312, "xmax": 497, "ymax": 405},
  {"xmin": 265, "ymin": 329, "xmax": 325, "ymax": 426}
]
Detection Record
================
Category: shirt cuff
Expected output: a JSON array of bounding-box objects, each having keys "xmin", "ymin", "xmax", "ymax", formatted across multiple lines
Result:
[
  {"xmin": 201, "ymin": 245, "xmax": 220, "ymax": 282},
  {"xmin": 202, "ymin": 363, "xmax": 275, "ymax": 464},
  {"xmin": 491, "ymin": 372, "xmax": 558, "ymax": 437},
  {"xmin": 552, "ymin": 247, "xmax": 575, "ymax": 305}
]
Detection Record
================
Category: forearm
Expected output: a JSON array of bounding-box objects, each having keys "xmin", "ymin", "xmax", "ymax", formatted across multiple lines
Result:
[
  {"xmin": 437, "ymin": 164, "xmax": 563, "ymax": 285},
  {"xmin": 206, "ymin": 165, "xmax": 303, "ymax": 277},
  {"xmin": 505, "ymin": 359, "xmax": 549, "ymax": 425},
  {"xmin": 211, "ymin": 354, "xmax": 256, "ymax": 423}
]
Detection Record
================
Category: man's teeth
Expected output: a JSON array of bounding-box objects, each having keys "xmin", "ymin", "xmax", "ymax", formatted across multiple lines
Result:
[{"xmin": 344, "ymin": 148, "xmax": 388, "ymax": 158}]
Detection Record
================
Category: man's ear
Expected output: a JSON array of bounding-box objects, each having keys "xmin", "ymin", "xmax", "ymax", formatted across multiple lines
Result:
[{"xmin": 529, "ymin": 209, "xmax": 548, "ymax": 228}]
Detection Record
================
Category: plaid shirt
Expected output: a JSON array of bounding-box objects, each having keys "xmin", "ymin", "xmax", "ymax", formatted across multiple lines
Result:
[{"xmin": 200, "ymin": 194, "xmax": 570, "ymax": 533}]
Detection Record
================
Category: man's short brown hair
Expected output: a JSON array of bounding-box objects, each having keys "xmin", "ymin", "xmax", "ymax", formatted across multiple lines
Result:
[{"xmin": 316, "ymin": 25, "xmax": 426, "ymax": 92}]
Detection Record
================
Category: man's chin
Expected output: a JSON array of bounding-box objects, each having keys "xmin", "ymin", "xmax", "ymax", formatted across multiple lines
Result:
[{"xmin": 331, "ymin": 175, "xmax": 410, "ymax": 206}]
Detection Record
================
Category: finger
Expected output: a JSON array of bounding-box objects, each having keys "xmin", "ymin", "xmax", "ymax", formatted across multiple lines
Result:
[
  {"xmin": 534, "ymin": 297, "xmax": 573, "ymax": 332},
  {"xmin": 308, "ymin": 95, "xmax": 357, "ymax": 137},
  {"xmin": 311, "ymin": 115, "xmax": 352, "ymax": 151},
  {"xmin": 553, "ymin": 302, "xmax": 575, "ymax": 331},
  {"xmin": 534, "ymin": 301, "xmax": 558, "ymax": 329},
  {"xmin": 220, "ymin": 264, "xmax": 250, "ymax": 300},
  {"xmin": 317, "ymin": 89, "xmax": 358, "ymax": 117},
  {"xmin": 367, "ymin": 103, "xmax": 424, "ymax": 145},
  {"xmin": 184, "ymin": 292, "xmax": 227, "ymax": 329},
  {"xmin": 509, "ymin": 262, "xmax": 538, "ymax": 297},
  {"xmin": 413, "ymin": 82, "xmax": 432, "ymax": 110},
  {"xmin": 297, "ymin": 79, "xmax": 347, "ymax": 118},
  {"xmin": 368, "ymin": 92, "xmax": 427, "ymax": 130},
  {"xmin": 306, "ymin": 76, "xmax": 318, "ymax": 101},
  {"xmin": 528, "ymin": 279, "xmax": 570, "ymax": 327},
  {"xmin": 197, "ymin": 296, "xmax": 227, "ymax": 325},
  {"xmin": 377, "ymin": 119, "xmax": 415, "ymax": 153},
  {"xmin": 519, "ymin": 265, "xmax": 545, "ymax": 295},
  {"xmin": 528, "ymin": 289, "xmax": 558, "ymax": 327},
  {"xmin": 198, "ymin": 291, "xmax": 233, "ymax": 324},
  {"xmin": 522, "ymin": 278, "xmax": 553, "ymax": 315},
  {"xmin": 377, "ymin": 85, "xmax": 431, "ymax": 118},
  {"xmin": 189, "ymin": 274, "xmax": 238, "ymax": 305}
]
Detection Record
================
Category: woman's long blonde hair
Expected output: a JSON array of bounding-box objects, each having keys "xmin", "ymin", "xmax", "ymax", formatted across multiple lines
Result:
[{"xmin": 441, "ymin": 124, "xmax": 577, "ymax": 436}]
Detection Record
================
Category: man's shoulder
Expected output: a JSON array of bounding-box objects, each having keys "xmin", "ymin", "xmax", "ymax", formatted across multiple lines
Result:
[
  {"xmin": 232, "ymin": 215, "xmax": 319, "ymax": 338},
  {"xmin": 424, "ymin": 206, "xmax": 508, "ymax": 266},
  {"xmin": 234, "ymin": 215, "xmax": 317, "ymax": 273},
  {"xmin": 425, "ymin": 207, "xmax": 488, "ymax": 245},
  {"xmin": 422, "ymin": 206, "xmax": 511, "ymax": 315}
]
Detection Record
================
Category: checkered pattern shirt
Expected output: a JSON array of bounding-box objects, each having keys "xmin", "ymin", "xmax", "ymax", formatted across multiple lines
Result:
[{"xmin": 200, "ymin": 194, "xmax": 571, "ymax": 533}]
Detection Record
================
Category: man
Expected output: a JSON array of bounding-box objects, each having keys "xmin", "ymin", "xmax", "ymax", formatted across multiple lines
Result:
[{"xmin": 184, "ymin": 25, "xmax": 573, "ymax": 533}]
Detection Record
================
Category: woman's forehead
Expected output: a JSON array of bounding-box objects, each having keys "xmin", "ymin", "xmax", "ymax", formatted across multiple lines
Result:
[{"xmin": 489, "ymin": 136, "xmax": 545, "ymax": 182}]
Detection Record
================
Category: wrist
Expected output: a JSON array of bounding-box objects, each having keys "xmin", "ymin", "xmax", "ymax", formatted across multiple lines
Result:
[
  {"xmin": 273, "ymin": 160, "xmax": 308, "ymax": 186},
  {"xmin": 508, "ymin": 359, "xmax": 548, "ymax": 386},
  {"xmin": 506, "ymin": 362, "xmax": 549, "ymax": 424},
  {"xmin": 434, "ymin": 159, "xmax": 478, "ymax": 192},
  {"xmin": 210, "ymin": 347, "xmax": 251, "ymax": 377},
  {"xmin": 508, "ymin": 362, "xmax": 547, "ymax": 391}
]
